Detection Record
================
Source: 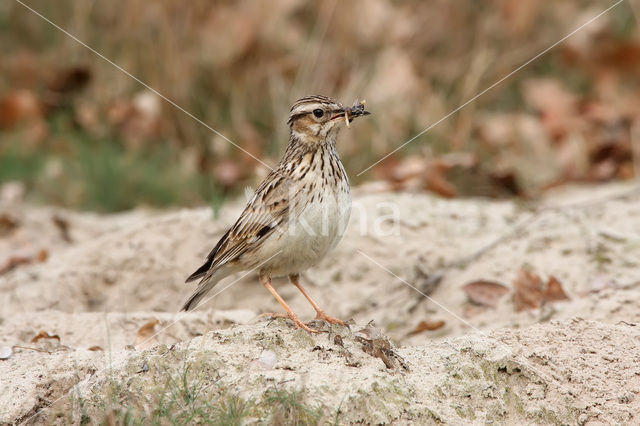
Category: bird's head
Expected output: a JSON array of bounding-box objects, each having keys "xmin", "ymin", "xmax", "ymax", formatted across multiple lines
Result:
[{"xmin": 287, "ymin": 95, "xmax": 370, "ymax": 141}]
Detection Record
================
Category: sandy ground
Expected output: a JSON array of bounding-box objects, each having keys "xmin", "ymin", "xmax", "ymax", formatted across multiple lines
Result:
[{"xmin": 1, "ymin": 182, "xmax": 639, "ymax": 424}]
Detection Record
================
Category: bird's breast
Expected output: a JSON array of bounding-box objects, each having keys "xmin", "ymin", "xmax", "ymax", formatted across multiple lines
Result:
[{"xmin": 262, "ymin": 149, "xmax": 351, "ymax": 275}]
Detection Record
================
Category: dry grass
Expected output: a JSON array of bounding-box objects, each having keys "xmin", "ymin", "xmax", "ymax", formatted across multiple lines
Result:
[{"xmin": 0, "ymin": 0, "xmax": 638, "ymax": 209}]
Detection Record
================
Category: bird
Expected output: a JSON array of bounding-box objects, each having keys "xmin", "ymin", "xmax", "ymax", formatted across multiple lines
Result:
[{"xmin": 182, "ymin": 95, "xmax": 370, "ymax": 333}]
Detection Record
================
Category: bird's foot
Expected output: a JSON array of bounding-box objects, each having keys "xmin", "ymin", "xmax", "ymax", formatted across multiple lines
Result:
[
  {"xmin": 261, "ymin": 312, "xmax": 321, "ymax": 334},
  {"xmin": 313, "ymin": 310, "xmax": 349, "ymax": 328}
]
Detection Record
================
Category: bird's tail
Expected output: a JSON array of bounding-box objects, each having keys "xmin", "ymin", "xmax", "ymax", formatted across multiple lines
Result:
[{"xmin": 181, "ymin": 271, "xmax": 226, "ymax": 311}]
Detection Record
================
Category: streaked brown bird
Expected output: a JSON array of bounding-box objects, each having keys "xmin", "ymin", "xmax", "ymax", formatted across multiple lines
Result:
[{"xmin": 183, "ymin": 95, "xmax": 370, "ymax": 332}]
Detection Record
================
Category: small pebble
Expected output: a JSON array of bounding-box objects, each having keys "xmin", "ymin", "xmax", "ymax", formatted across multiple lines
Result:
[
  {"xmin": 258, "ymin": 349, "xmax": 278, "ymax": 369},
  {"xmin": 0, "ymin": 346, "xmax": 12, "ymax": 360}
]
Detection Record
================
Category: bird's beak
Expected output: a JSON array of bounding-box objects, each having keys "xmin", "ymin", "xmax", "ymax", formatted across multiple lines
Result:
[{"xmin": 330, "ymin": 102, "xmax": 371, "ymax": 127}]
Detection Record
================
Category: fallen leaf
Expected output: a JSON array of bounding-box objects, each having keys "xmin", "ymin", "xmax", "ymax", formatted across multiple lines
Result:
[
  {"xmin": 463, "ymin": 280, "xmax": 510, "ymax": 308},
  {"xmin": 0, "ymin": 248, "xmax": 48, "ymax": 275},
  {"xmin": 544, "ymin": 275, "xmax": 570, "ymax": 302},
  {"xmin": 408, "ymin": 320, "xmax": 445, "ymax": 335},
  {"xmin": 47, "ymin": 65, "xmax": 92, "ymax": 95},
  {"xmin": 357, "ymin": 335, "xmax": 394, "ymax": 368},
  {"xmin": 390, "ymin": 155, "xmax": 426, "ymax": 191},
  {"xmin": 372, "ymin": 155, "xmax": 401, "ymax": 182},
  {"xmin": 489, "ymin": 170, "xmax": 523, "ymax": 197},
  {"xmin": 513, "ymin": 268, "xmax": 570, "ymax": 311},
  {"xmin": 0, "ymin": 256, "xmax": 31, "ymax": 275},
  {"xmin": 425, "ymin": 161, "xmax": 457, "ymax": 198},
  {"xmin": 31, "ymin": 331, "xmax": 61, "ymax": 343},
  {"xmin": 596, "ymin": 40, "xmax": 640, "ymax": 73},
  {"xmin": 36, "ymin": 249, "xmax": 48, "ymax": 262},
  {"xmin": 463, "ymin": 304, "xmax": 488, "ymax": 318},
  {"xmin": 0, "ymin": 90, "xmax": 42, "ymax": 129},
  {"xmin": 52, "ymin": 214, "xmax": 72, "ymax": 243},
  {"xmin": 88, "ymin": 345, "xmax": 103, "ymax": 351},
  {"xmin": 0, "ymin": 213, "xmax": 19, "ymax": 237},
  {"xmin": 356, "ymin": 321, "xmax": 384, "ymax": 340},
  {"xmin": 135, "ymin": 319, "xmax": 159, "ymax": 349},
  {"xmin": 355, "ymin": 322, "xmax": 409, "ymax": 370},
  {"xmin": 501, "ymin": 0, "xmax": 542, "ymax": 35},
  {"xmin": 512, "ymin": 267, "xmax": 543, "ymax": 311}
]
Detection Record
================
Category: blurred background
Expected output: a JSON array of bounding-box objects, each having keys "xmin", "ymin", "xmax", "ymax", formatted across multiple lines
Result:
[{"xmin": 1, "ymin": 0, "xmax": 638, "ymax": 211}]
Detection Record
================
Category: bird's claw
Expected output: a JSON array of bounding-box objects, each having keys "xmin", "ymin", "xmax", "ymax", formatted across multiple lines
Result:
[
  {"xmin": 313, "ymin": 311, "xmax": 349, "ymax": 329},
  {"xmin": 261, "ymin": 312, "xmax": 321, "ymax": 334}
]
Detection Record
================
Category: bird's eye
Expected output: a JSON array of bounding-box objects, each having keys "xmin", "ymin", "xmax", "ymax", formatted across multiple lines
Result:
[{"xmin": 312, "ymin": 109, "xmax": 324, "ymax": 118}]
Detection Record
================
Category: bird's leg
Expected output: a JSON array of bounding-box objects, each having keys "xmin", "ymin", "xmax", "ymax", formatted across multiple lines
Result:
[
  {"xmin": 289, "ymin": 274, "xmax": 347, "ymax": 327},
  {"xmin": 261, "ymin": 273, "xmax": 320, "ymax": 334}
]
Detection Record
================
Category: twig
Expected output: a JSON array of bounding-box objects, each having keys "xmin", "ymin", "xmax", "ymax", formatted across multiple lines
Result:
[{"xmin": 12, "ymin": 345, "xmax": 52, "ymax": 354}]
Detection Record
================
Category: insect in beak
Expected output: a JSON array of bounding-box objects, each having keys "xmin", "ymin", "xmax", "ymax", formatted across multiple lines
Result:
[{"xmin": 332, "ymin": 99, "xmax": 370, "ymax": 128}]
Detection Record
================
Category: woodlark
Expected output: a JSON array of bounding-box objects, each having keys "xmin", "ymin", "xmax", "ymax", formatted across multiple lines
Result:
[{"xmin": 183, "ymin": 95, "xmax": 370, "ymax": 332}]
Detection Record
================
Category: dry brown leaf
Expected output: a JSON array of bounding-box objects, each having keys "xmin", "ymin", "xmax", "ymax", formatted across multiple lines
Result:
[
  {"xmin": 0, "ymin": 90, "xmax": 42, "ymax": 129},
  {"xmin": 463, "ymin": 280, "xmax": 510, "ymax": 308},
  {"xmin": 463, "ymin": 304, "xmax": 488, "ymax": 318},
  {"xmin": 372, "ymin": 155, "xmax": 401, "ymax": 182},
  {"xmin": 135, "ymin": 319, "xmax": 159, "ymax": 349},
  {"xmin": 390, "ymin": 156, "xmax": 425, "ymax": 182},
  {"xmin": 501, "ymin": 0, "xmax": 542, "ymax": 35},
  {"xmin": 31, "ymin": 331, "xmax": 61, "ymax": 343},
  {"xmin": 488, "ymin": 170, "xmax": 523, "ymax": 197},
  {"xmin": 88, "ymin": 345, "xmax": 103, "ymax": 351},
  {"xmin": 52, "ymin": 214, "xmax": 72, "ymax": 243},
  {"xmin": 47, "ymin": 65, "xmax": 92, "ymax": 95},
  {"xmin": 0, "ymin": 213, "xmax": 19, "ymax": 237},
  {"xmin": 408, "ymin": 320, "xmax": 445, "ymax": 336},
  {"xmin": 372, "ymin": 155, "xmax": 423, "ymax": 192},
  {"xmin": 355, "ymin": 328, "xmax": 409, "ymax": 371},
  {"xmin": 513, "ymin": 269, "xmax": 570, "ymax": 311},
  {"xmin": 0, "ymin": 255, "xmax": 36, "ymax": 275},
  {"xmin": 544, "ymin": 275, "xmax": 570, "ymax": 302},
  {"xmin": 356, "ymin": 322, "xmax": 383, "ymax": 340},
  {"xmin": 357, "ymin": 336, "xmax": 394, "ymax": 369},
  {"xmin": 425, "ymin": 162, "xmax": 457, "ymax": 198},
  {"xmin": 596, "ymin": 41, "xmax": 640, "ymax": 73},
  {"xmin": 0, "ymin": 248, "xmax": 48, "ymax": 275},
  {"xmin": 36, "ymin": 249, "xmax": 48, "ymax": 262},
  {"xmin": 512, "ymin": 267, "xmax": 543, "ymax": 312}
]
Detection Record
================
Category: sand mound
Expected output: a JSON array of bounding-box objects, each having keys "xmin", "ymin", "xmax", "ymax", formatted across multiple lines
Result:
[{"xmin": 1, "ymin": 183, "xmax": 640, "ymax": 423}]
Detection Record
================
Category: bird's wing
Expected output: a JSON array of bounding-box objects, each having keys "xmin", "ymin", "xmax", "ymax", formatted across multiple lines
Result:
[{"xmin": 186, "ymin": 170, "xmax": 293, "ymax": 283}]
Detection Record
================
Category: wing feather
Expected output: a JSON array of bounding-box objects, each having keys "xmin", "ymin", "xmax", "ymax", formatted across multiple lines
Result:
[{"xmin": 186, "ymin": 170, "xmax": 293, "ymax": 283}]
